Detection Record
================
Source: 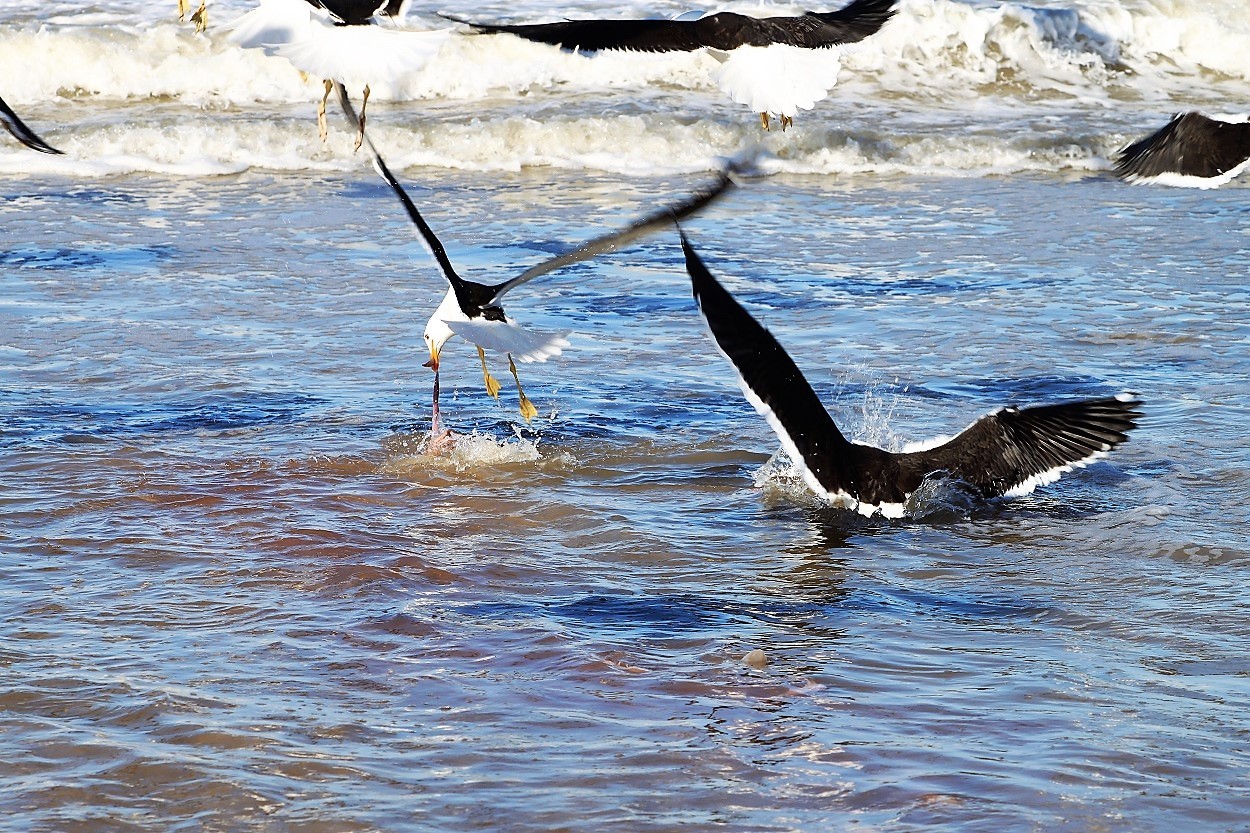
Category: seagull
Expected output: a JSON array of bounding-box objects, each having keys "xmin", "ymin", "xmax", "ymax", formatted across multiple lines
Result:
[
  {"xmin": 1115, "ymin": 111, "xmax": 1250, "ymax": 188},
  {"xmin": 0, "ymin": 94, "xmax": 62, "ymax": 155},
  {"xmin": 680, "ymin": 232, "xmax": 1142, "ymax": 518},
  {"xmin": 226, "ymin": 0, "xmax": 449, "ymax": 145},
  {"xmin": 335, "ymin": 83, "xmax": 735, "ymax": 440},
  {"xmin": 444, "ymin": 0, "xmax": 897, "ymax": 131}
]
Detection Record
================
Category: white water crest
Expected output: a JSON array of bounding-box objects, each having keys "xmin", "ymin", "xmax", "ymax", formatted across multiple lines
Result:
[{"xmin": 1, "ymin": 0, "xmax": 1248, "ymax": 176}]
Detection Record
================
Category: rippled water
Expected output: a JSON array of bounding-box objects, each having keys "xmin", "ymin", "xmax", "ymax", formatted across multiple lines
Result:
[{"xmin": 4, "ymin": 166, "xmax": 1249, "ymax": 831}]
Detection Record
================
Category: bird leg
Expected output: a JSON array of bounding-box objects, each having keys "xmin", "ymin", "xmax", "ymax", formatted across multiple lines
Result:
[
  {"xmin": 508, "ymin": 354, "xmax": 539, "ymax": 423},
  {"xmin": 477, "ymin": 345, "xmax": 501, "ymax": 399},
  {"xmin": 760, "ymin": 112, "xmax": 771, "ymax": 132},
  {"xmin": 317, "ymin": 79, "xmax": 333, "ymax": 142},
  {"xmin": 353, "ymin": 85, "xmax": 370, "ymax": 152},
  {"xmin": 191, "ymin": 1, "xmax": 207, "ymax": 32},
  {"xmin": 177, "ymin": 0, "xmax": 188, "ymax": 20},
  {"xmin": 780, "ymin": 114, "xmax": 793, "ymax": 132}
]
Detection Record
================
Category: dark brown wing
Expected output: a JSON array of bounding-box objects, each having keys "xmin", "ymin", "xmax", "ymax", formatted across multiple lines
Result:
[
  {"xmin": 757, "ymin": 0, "xmax": 897, "ymax": 48},
  {"xmin": 441, "ymin": 15, "xmax": 710, "ymax": 53},
  {"xmin": 900, "ymin": 397, "xmax": 1142, "ymax": 498},
  {"xmin": 1116, "ymin": 112, "xmax": 1250, "ymax": 181}
]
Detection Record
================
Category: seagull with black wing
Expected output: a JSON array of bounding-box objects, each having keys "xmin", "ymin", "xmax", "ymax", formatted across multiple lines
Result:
[
  {"xmin": 445, "ymin": 0, "xmax": 897, "ymax": 131},
  {"xmin": 681, "ymin": 232, "xmax": 1142, "ymax": 518},
  {"xmin": 1115, "ymin": 111, "xmax": 1250, "ymax": 188},
  {"xmin": 335, "ymin": 83, "xmax": 735, "ymax": 440}
]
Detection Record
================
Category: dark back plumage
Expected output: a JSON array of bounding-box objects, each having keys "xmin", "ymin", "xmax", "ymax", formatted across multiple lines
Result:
[{"xmin": 1116, "ymin": 111, "xmax": 1250, "ymax": 182}]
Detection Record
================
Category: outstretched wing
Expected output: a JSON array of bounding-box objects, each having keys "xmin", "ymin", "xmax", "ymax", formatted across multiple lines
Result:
[
  {"xmin": 446, "ymin": 318, "xmax": 570, "ymax": 363},
  {"xmin": 441, "ymin": 15, "xmax": 709, "ymax": 53},
  {"xmin": 335, "ymin": 83, "xmax": 497, "ymax": 312},
  {"xmin": 0, "ymin": 94, "xmax": 62, "ymax": 155},
  {"xmin": 683, "ymin": 232, "xmax": 864, "ymax": 506},
  {"xmin": 902, "ymin": 396, "xmax": 1142, "ymax": 498},
  {"xmin": 1116, "ymin": 112, "xmax": 1250, "ymax": 186},
  {"xmin": 792, "ymin": 0, "xmax": 898, "ymax": 48},
  {"xmin": 488, "ymin": 173, "xmax": 735, "ymax": 304}
]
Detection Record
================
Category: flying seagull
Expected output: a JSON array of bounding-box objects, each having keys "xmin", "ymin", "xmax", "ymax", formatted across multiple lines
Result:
[
  {"xmin": 335, "ymin": 83, "xmax": 735, "ymax": 440},
  {"xmin": 1115, "ymin": 111, "xmax": 1250, "ymax": 188},
  {"xmin": 0, "ymin": 94, "xmax": 62, "ymax": 155},
  {"xmin": 226, "ymin": 0, "xmax": 449, "ymax": 145},
  {"xmin": 445, "ymin": 0, "xmax": 897, "ymax": 131},
  {"xmin": 681, "ymin": 232, "xmax": 1141, "ymax": 518}
]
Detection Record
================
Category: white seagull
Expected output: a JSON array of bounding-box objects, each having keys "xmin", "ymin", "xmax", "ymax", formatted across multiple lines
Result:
[
  {"xmin": 681, "ymin": 232, "xmax": 1142, "ymax": 518},
  {"xmin": 226, "ymin": 0, "xmax": 450, "ymax": 144}
]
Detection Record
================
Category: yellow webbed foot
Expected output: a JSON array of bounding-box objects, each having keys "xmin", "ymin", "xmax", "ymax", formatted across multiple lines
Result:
[
  {"xmin": 177, "ymin": 0, "xmax": 188, "ymax": 20},
  {"xmin": 508, "ymin": 354, "xmax": 539, "ymax": 424},
  {"xmin": 759, "ymin": 112, "xmax": 771, "ymax": 132},
  {"xmin": 317, "ymin": 79, "xmax": 332, "ymax": 142},
  {"xmin": 478, "ymin": 346, "xmax": 501, "ymax": 400},
  {"xmin": 780, "ymin": 114, "xmax": 793, "ymax": 131},
  {"xmin": 191, "ymin": 1, "xmax": 207, "ymax": 32}
]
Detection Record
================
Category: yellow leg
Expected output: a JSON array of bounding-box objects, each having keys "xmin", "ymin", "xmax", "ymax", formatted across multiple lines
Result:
[
  {"xmin": 508, "ymin": 354, "xmax": 539, "ymax": 423},
  {"xmin": 478, "ymin": 346, "xmax": 501, "ymax": 400},
  {"xmin": 760, "ymin": 112, "xmax": 771, "ymax": 131},
  {"xmin": 780, "ymin": 114, "xmax": 793, "ymax": 131},
  {"xmin": 354, "ymin": 85, "xmax": 370, "ymax": 152},
  {"xmin": 191, "ymin": 1, "xmax": 207, "ymax": 32},
  {"xmin": 177, "ymin": 0, "xmax": 188, "ymax": 20},
  {"xmin": 317, "ymin": 79, "xmax": 332, "ymax": 142}
]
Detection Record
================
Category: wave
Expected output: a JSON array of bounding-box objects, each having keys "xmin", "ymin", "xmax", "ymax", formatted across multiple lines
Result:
[{"xmin": 1, "ymin": 0, "xmax": 1247, "ymax": 176}]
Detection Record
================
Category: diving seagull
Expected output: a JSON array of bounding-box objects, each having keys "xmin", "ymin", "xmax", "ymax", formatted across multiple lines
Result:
[
  {"xmin": 681, "ymin": 232, "xmax": 1142, "ymax": 518},
  {"xmin": 444, "ymin": 0, "xmax": 897, "ymax": 131},
  {"xmin": 226, "ymin": 0, "xmax": 450, "ymax": 145},
  {"xmin": 0, "ymin": 94, "xmax": 62, "ymax": 155},
  {"xmin": 1115, "ymin": 111, "xmax": 1250, "ymax": 188},
  {"xmin": 335, "ymin": 82, "xmax": 735, "ymax": 440}
]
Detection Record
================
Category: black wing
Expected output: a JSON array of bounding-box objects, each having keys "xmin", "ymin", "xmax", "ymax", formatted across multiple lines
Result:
[
  {"xmin": 0, "ymin": 94, "xmax": 62, "ymax": 155},
  {"xmin": 902, "ymin": 396, "xmax": 1142, "ymax": 498},
  {"xmin": 441, "ymin": 14, "xmax": 709, "ymax": 52},
  {"xmin": 751, "ymin": 0, "xmax": 898, "ymax": 49},
  {"xmin": 1115, "ymin": 112, "xmax": 1250, "ymax": 182},
  {"xmin": 683, "ymin": 233, "xmax": 866, "ymax": 502},
  {"xmin": 334, "ymin": 83, "xmax": 497, "ymax": 314}
]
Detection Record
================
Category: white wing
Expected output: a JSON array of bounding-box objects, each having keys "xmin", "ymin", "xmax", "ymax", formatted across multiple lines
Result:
[
  {"xmin": 446, "ymin": 318, "xmax": 571, "ymax": 363},
  {"xmin": 711, "ymin": 44, "xmax": 842, "ymax": 117},
  {"xmin": 275, "ymin": 26, "xmax": 452, "ymax": 85},
  {"xmin": 224, "ymin": 0, "xmax": 319, "ymax": 54}
]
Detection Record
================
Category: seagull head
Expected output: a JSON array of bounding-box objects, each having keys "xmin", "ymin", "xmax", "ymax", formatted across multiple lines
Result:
[{"xmin": 423, "ymin": 287, "xmax": 464, "ymax": 373}]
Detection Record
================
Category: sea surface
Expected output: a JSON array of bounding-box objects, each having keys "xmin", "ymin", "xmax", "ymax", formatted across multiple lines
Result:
[{"xmin": 3, "ymin": 1, "xmax": 1250, "ymax": 831}]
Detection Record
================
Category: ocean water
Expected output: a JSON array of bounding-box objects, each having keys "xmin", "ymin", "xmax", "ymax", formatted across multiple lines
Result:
[{"xmin": 3, "ymin": 1, "xmax": 1250, "ymax": 831}]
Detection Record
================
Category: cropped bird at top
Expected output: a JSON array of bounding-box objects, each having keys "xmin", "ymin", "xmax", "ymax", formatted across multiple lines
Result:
[
  {"xmin": 680, "ymin": 232, "xmax": 1141, "ymax": 518},
  {"xmin": 226, "ymin": 0, "xmax": 449, "ymax": 146},
  {"xmin": 334, "ymin": 83, "xmax": 736, "ymax": 441},
  {"xmin": 1115, "ymin": 111, "xmax": 1250, "ymax": 188},
  {"xmin": 445, "ymin": 0, "xmax": 898, "ymax": 131},
  {"xmin": 0, "ymin": 94, "xmax": 62, "ymax": 155}
]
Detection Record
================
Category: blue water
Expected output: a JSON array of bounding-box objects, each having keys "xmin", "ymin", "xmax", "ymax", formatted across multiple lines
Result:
[
  {"xmin": 4, "ymin": 0, "xmax": 1250, "ymax": 828},
  {"xmin": 4, "ymin": 166, "xmax": 1249, "ymax": 831}
]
